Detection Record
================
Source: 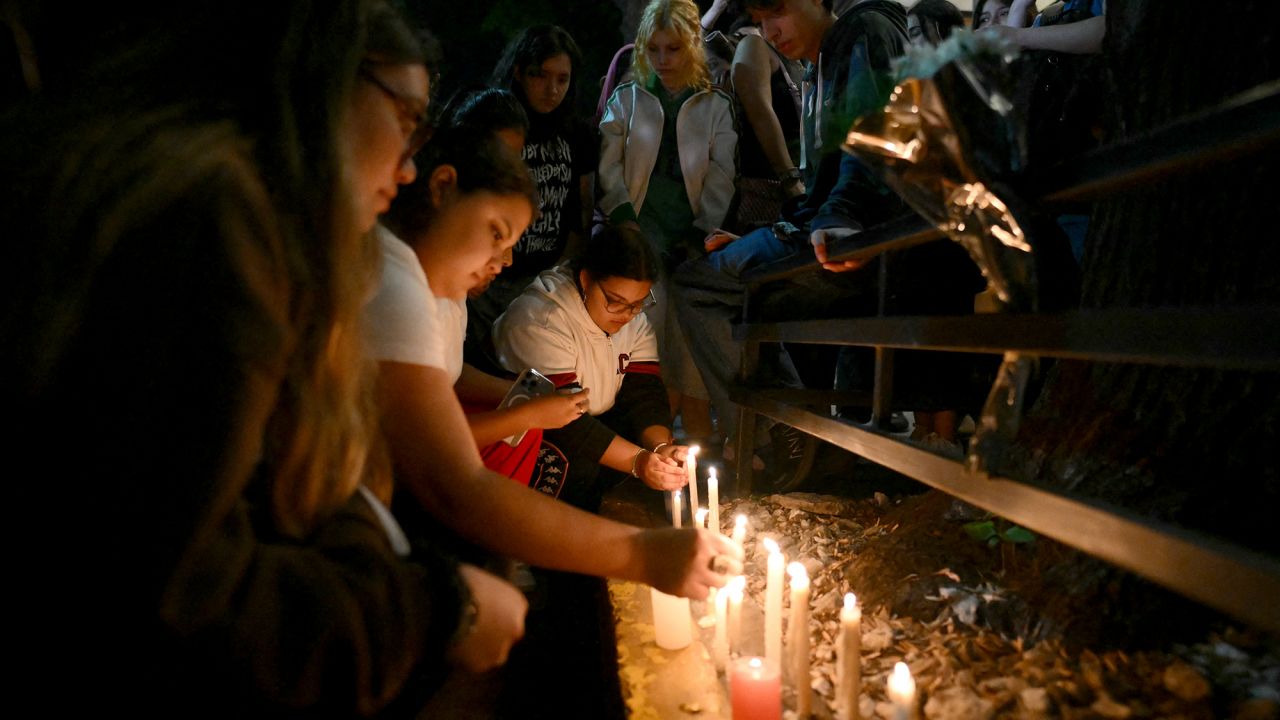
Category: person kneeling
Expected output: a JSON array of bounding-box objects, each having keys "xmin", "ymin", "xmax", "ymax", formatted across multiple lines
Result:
[{"xmin": 494, "ymin": 225, "xmax": 691, "ymax": 513}]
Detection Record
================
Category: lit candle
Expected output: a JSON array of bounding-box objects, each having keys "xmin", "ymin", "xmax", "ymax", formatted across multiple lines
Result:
[
  {"xmin": 695, "ymin": 507, "xmax": 708, "ymax": 530},
  {"xmin": 838, "ymin": 593, "xmax": 862, "ymax": 720},
  {"xmin": 649, "ymin": 586, "xmax": 693, "ymax": 650},
  {"xmin": 732, "ymin": 514, "xmax": 748, "ymax": 548},
  {"xmin": 727, "ymin": 574, "xmax": 745, "ymax": 654},
  {"xmin": 787, "ymin": 562, "xmax": 811, "ymax": 718},
  {"xmin": 730, "ymin": 656, "xmax": 782, "ymax": 720},
  {"xmin": 887, "ymin": 662, "xmax": 916, "ymax": 720},
  {"xmin": 708, "ymin": 467, "xmax": 720, "ymax": 535},
  {"xmin": 713, "ymin": 585, "xmax": 729, "ymax": 671},
  {"xmin": 686, "ymin": 445, "xmax": 700, "ymax": 521},
  {"xmin": 763, "ymin": 538, "xmax": 784, "ymax": 671},
  {"xmin": 672, "ymin": 489, "xmax": 682, "ymax": 529}
]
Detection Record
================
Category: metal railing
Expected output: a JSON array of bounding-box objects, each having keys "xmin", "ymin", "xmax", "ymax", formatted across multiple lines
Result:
[{"xmin": 727, "ymin": 80, "xmax": 1280, "ymax": 632}]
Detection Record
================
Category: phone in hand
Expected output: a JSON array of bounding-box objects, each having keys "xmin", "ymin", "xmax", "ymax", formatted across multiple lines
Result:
[{"xmin": 499, "ymin": 368, "xmax": 556, "ymax": 446}]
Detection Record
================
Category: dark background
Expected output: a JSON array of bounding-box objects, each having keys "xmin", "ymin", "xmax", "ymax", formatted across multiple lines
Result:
[{"xmin": 401, "ymin": 0, "xmax": 642, "ymax": 121}]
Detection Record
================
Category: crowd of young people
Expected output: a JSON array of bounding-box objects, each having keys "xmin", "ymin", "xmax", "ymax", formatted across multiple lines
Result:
[{"xmin": 2, "ymin": 0, "xmax": 1108, "ymax": 714}]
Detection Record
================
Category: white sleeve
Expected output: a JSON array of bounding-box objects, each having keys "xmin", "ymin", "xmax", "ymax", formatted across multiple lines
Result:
[
  {"xmin": 598, "ymin": 85, "xmax": 632, "ymax": 217},
  {"xmin": 696, "ymin": 92, "xmax": 739, "ymax": 232},
  {"xmin": 495, "ymin": 309, "xmax": 581, "ymax": 382},
  {"xmin": 363, "ymin": 254, "xmax": 450, "ymax": 371}
]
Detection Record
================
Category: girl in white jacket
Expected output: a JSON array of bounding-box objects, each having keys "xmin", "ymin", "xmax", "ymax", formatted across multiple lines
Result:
[
  {"xmin": 599, "ymin": 0, "xmax": 738, "ymax": 448},
  {"xmin": 494, "ymin": 226, "xmax": 693, "ymax": 512}
]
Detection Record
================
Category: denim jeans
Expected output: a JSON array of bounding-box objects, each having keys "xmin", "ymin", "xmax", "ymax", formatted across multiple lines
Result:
[{"xmin": 671, "ymin": 226, "xmax": 805, "ymax": 440}]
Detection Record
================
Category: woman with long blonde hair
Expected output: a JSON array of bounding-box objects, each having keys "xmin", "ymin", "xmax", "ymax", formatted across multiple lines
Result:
[{"xmin": 599, "ymin": 0, "xmax": 737, "ymax": 448}]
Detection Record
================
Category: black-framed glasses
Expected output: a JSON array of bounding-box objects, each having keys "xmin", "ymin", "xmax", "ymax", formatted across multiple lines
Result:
[
  {"xmin": 601, "ymin": 286, "xmax": 657, "ymax": 316},
  {"xmin": 358, "ymin": 64, "xmax": 431, "ymax": 161}
]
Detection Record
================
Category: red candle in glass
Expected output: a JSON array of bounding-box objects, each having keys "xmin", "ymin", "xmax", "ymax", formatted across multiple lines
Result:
[{"xmin": 730, "ymin": 656, "xmax": 781, "ymax": 720}]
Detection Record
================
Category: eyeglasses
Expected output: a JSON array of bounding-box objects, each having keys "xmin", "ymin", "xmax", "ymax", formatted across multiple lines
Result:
[
  {"xmin": 359, "ymin": 64, "xmax": 431, "ymax": 162},
  {"xmin": 600, "ymin": 285, "xmax": 657, "ymax": 316}
]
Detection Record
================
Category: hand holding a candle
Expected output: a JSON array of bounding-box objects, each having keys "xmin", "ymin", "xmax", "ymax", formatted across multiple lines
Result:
[
  {"xmin": 638, "ymin": 527, "xmax": 745, "ymax": 599},
  {"xmin": 634, "ymin": 442, "xmax": 690, "ymax": 491}
]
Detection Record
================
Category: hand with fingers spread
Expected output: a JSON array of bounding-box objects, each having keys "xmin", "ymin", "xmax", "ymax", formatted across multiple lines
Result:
[
  {"xmin": 809, "ymin": 226, "xmax": 867, "ymax": 273},
  {"xmin": 640, "ymin": 527, "xmax": 745, "ymax": 600},
  {"xmin": 520, "ymin": 388, "xmax": 591, "ymax": 430}
]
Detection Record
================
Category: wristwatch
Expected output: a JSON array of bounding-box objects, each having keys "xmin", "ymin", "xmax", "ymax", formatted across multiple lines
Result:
[{"xmin": 777, "ymin": 166, "xmax": 802, "ymax": 184}]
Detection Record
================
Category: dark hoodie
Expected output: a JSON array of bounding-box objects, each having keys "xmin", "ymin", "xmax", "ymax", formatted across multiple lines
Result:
[{"xmin": 787, "ymin": 0, "xmax": 908, "ymax": 232}]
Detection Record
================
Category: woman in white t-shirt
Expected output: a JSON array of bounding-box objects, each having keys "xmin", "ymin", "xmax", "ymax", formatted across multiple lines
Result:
[{"xmin": 365, "ymin": 126, "xmax": 741, "ymax": 599}]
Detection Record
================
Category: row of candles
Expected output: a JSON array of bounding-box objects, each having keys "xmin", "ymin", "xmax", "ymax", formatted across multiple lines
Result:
[{"xmin": 660, "ymin": 447, "xmax": 918, "ymax": 720}]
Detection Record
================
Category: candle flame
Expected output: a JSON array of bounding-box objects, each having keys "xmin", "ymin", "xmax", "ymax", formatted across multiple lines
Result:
[
  {"xmin": 889, "ymin": 661, "xmax": 915, "ymax": 695},
  {"xmin": 674, "ymin": 490, "xmax": 682, "ymax": 501},
  {"xmin": 729, "ymin": 575, "xmax": 746, "ymax": 595},
  {"xmin": 787, "ymin": 561, "xmax": 807, "ymax": 580},
  {"xmin": 708, "ymin": 466, "xmax": 717, "ymax": 482},
  {"xmin": 734, "ymin": 514, "xmax": 747, "ymax": 529},
  {"xmin": 689, "ymin": 445, "xmax": 700, "ymax": 457},
  {"xmin": 843, "ymin": 592, "xmax": 857, "ymax": 611},
  {"xmin": 748, "ymin": 657, "xmax": 764, "ymax": 669},
  {"xmin": 762, "ymin": 537, "xmax": 780, "ymax": 554},
  {"xmin": 695, "ymin": 508, "xmax": 708, "ymax": 524}
]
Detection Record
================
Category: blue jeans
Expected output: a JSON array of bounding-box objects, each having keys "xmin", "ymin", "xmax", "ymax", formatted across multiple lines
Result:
[{"xmin": 671, "ymin": 227, "xmax": 803, "ymax": 440}]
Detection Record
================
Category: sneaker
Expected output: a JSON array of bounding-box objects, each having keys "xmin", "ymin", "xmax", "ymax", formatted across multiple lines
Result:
[{"xmin": 916, "ymin": 432, "xmax": 963, "ymax": 460}]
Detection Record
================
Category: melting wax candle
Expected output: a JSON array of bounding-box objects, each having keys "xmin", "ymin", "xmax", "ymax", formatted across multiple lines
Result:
[
  {"xmin": 732, "ymin": 514, "xmax": 748, "ymax": 548},
  {"xmin": 707, "ymin": 467, "xmax": 720, "ymax": 535},
  {"xmin": 788, "ymin": 561, "xmax": 811, "ymax": 718},
  {"xmin": 649, "ymin": 586, "xmax": 692, "ymax": 650},
  {"xmin": 685, "ymin": 445, "xmax": 700, "ymax": 521},
  {"xmin": 730, "ymin": 656, "xmax": 781, "ymax": 720},
  {"xmin": 838, "ymin": 592, "xmax": 862, "ymax": 720},
  {"xmin": 763, "ymin": 538, "xmax": 784, "ymax": 671},
  {"xmin": 727, "ymin": 574, "xmax": 745, "ymax": 655},
  {"xmin": 887, "ymin": 662, "xmax": 916, "ymax": 720}
]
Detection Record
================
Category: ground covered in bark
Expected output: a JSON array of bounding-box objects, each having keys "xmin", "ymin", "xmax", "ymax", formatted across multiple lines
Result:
[{"xmin": 712, "ymin": 480, "xmax": 1280, "ymax": 720}]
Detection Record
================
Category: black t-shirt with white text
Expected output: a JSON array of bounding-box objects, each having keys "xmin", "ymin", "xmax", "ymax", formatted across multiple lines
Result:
[{"xmin": 509, "ymin": 112, "xmax": 598, "ymax": 278}]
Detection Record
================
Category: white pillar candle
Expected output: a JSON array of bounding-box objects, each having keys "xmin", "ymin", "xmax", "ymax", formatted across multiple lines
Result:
[
  {"xmin": 887, "ymin": 662, "xmax": 916, "ymax": 720},
  {"xmin": 713, "ymin": 585, "xmax": 729, "ymax": 671},
  {"xmin": 650, "ymin": 586, "xmax": 693, "ymax": 650},
  {"xmin": 727, "ymin": 574, "xmax": 745, "ymax": 655},
  {"xmin": 838, "ymin": 592, "xmax": 862, "ymax": 720},
  {"xmin": 672, "ymin": 489, "xmax": 682, "ymax": 529},
  {"xmin": 787, "ymin": 562, "xmax": 811, "ymax": 718},
  {"xmin": 763, "ymin": 538, "xmax": 785, "ymax": 671},
  {"xmin": 695, "ymin": 507, "xmax": 708, "ymax": 530},
  {"xmin": 732, "ymin": 513, "xmax": 748, "ymax": 548},
  {"xmin": 707, "ymin": 466, "xmax": 720, "ymax": 535},
  {"xmin": 686, "ymin": 445, "xmax": 700, "ymax": 520}
]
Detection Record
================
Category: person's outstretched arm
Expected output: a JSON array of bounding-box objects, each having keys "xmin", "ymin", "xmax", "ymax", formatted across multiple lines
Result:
[
  {"xmin": 987, "ymin": 15, "xmax": 1105, "ymax": 54},
  {"xmin": 378, "ymin": 360, "xmax": 741, "ymax": 598}
]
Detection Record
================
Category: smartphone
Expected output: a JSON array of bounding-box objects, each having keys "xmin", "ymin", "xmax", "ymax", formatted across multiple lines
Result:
[{"xmin": 499, "ymin": 368, "xmax": 556, "ymax": 446}]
